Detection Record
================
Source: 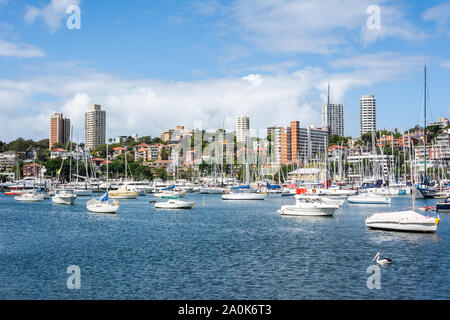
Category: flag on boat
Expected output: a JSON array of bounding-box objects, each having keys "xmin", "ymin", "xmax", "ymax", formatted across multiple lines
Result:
[{"xmin": 57, "ymin": 168, "xmax": 61, "ymax": 175}]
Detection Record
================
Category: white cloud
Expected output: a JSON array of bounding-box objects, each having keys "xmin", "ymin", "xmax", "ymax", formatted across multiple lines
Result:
[
  {"xmin": 0, "ymin": 52, "xmax": 425, "ymax": 141},
  {"xmin": 442, "ymin": 61, "xmax": 450, "ymax": 68},
  {"xmin": 423, "ymin": 2, "xmax": 450, "ymax": 25},
  {"xmin": 0, "ymin": 39, "xmax": 45, "ymax": 57},
  {"xmin": 25, "ymin": 0, "xmax": 80, "ymax": 32},
  {"xmin": 220, "ymin": 0, "xmax": 424, "ymax": 54}
]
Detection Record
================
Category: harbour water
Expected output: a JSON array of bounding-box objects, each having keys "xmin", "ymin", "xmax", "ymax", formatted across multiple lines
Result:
[{"xmin": 0, "ymin": 193, "xmax": 448, "ymax": 300}]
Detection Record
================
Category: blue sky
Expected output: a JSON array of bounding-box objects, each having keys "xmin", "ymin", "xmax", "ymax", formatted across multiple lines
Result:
[{"xmin": 0, "ymin": 0, "xmax": 450, "ymax": 142}]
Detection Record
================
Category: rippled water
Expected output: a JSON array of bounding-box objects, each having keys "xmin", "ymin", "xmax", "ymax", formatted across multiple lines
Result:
[{"xmin": 0, "ymin": 193, "xmax": 448, "ymax": 300}]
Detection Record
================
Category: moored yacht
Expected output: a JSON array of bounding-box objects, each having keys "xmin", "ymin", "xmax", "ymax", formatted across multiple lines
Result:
[
  {"xmin": 14, "ymin": 190, "xmax": 45, "ymax": 202},
  {"xmin": 279, "ymin": 195, "xmax": 340, "ymax": 216},
  {"xmin": 348, "ymin": 193, "xmax": 391, "ymax": 204},
  {"xmin": 365, "ymin": 211, "xmax": 439, "ymax": 233},
  {"xmin": 52, "ymin": 189, "xmax": 77, "ymax": 205},
  {"xmin": 154, "ymin": 199, "xmax": 195, "ymax": 209},
  {"xmin": 86, "ymin": 193, "xmax": 119, "ymax": 214}
]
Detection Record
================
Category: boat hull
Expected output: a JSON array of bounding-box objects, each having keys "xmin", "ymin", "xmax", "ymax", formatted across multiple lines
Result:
[
  {"xmin": 222, "ymin": 193, "xmax": 266, "ymax": 200},
  {"xmin": 279, "ymin": 206, "xmax": 336, "ymax": 216},
  {"xmin": 366, "ymin": 222, "xmax": 437, "ymax": 233},
  {"xmin": 52, "ymin": 195, "xmax": 76, "ymax": 205}
]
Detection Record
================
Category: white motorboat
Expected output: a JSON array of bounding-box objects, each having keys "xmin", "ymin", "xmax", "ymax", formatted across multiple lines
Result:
[
  {"xmin": 279, "ymin": 195, "xmax": 340, "ymax": 216},
  {"xmin": 295, "ymin": 194, "xmax": 345, "ymax": 207},
  {"xmin": 52, "ymin": 190, "xmax": 77, "ymax": 205},
  {"xmin": 86, "ymin": 193, "xmax": 119, "ymax": 214},
  {"xmin": 222, "ymin": 192, "xmax": 266, "ymax": 200},
  {"xmin": 199, "ymin": 187, "xmax": 225, "ymax": 194},
  {"xmin": 153, "ymin": 190, "xmax": 186, "ymax": 198},
  {"xmin": 308, "ymin": 188, "xmax": 357, "ymax": 197},
  {"xmin": 365, "ymin": 211, "xmax": 440, "ymax": 233},
  {"xmin": 348, "ymin": 193, "xmax": 391, "ymax": 204},
  {"xmin": 14, "ymin": 190, "xmax": 45, "ymax": 202},
  {"xmin": 154, "ymin": 199, "xmax": 195, "ymax": 209}
]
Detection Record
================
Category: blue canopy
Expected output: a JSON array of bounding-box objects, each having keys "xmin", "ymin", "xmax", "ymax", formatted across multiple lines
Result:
[
  {"xmin": 161, "ymin": 185, "xmax": 175, "ymax": 191},
  {"xmin": 231, "ymin": 185, "xmax": 250, "ymax": 190},
  {"xmin": 266, "ymin": 183, "xmax": 281, "ymax": 189}
]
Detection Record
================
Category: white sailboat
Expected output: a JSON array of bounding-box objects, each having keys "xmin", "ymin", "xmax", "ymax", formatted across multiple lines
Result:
[
  {"xmin": 86, "ymin": 132, "xmax": 120, "ymax": 214},
  {"xmin": 109, "ymin": 151, "xmax": 139, "ymax": 199},
  {"xmin": 366, "ymin": 146, "xmax": 440, "ymax": 233},
  {"xmin": 86, "ymin": 193, "xmax": 119, "ymax": 213}
]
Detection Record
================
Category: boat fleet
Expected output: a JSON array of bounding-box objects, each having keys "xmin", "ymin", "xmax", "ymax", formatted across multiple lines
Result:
[{"xmin": 3, "ymin": 178, "xmax": 444, "ymax": 234}]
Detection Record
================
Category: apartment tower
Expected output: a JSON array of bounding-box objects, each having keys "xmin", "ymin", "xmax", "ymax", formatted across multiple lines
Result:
[
  {"xmin": 360, "ymin": 95, "xmax": 376, "ymax": 135},
  {"xmin": 85, "ymin": 104, "xmax": 106, "ymax": 150},
  {"xmin": 49, "ymin": 113, "xmax": 70, "ymax": 149},
  {"xmin": 236, "ymin": 115, "xmax": 250, "ymax": 144}
]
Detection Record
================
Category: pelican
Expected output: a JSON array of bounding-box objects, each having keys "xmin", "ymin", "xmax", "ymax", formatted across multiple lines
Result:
[{"xmin": 373, "ymin": 252, "xmax": 392, "ymax": 265}]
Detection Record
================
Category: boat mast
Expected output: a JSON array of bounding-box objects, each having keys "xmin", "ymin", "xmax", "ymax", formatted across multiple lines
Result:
[{"xmin": 423, "ymin": 65, "xmax": 427, "ymax": 185}]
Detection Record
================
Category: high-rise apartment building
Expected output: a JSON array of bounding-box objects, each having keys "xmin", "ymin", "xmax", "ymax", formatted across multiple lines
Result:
[
  {"xmin": 236, "ymin": 115, "xmax": 250, "ymax": 144},
  {"xmin": 360, "ymin": 95, "xmax": 376, "ymax": 135},
  {"xmin": 49, "ymin": 113, "xmax": 70, "ymax": 149},
  {"xmin": 85, "ymin": 104, "xmax": 106, "ymax": 150},
  {"xmin": 275, "ymin": 121, "xmax": 328, "ymax": 165},
  {"xmin": 322, "ymin": 103, "xmax": 344, "ymax": 136}
]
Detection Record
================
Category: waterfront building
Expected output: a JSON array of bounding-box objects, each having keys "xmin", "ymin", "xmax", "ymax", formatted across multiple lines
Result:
[
  {"xmin": 85, "ymin": 105, "xmax": 106, "ymax": 150},
  {"xmin": 429, "ymin": 117, "xmax": 450, "ymax": 129},
  {"xmin": 23, "ymin": 163, "xmax": 42, "ymax": 178},
  {"xmin": 236, "ymin": 115, "xmax": 250, "ymax": 145},
  {"xmin": 322, "ymin": 103, "xmax": 344, "ymax": 136},
  {"xmin": 50, "ymin": 113, "xmax": 71, "ymax": 149},
  {"xmin": 161, "ymin": 126, "xmax": 194, "ymax": 143},
  {"xmin": 275, "ymin": 122, "xmax": 328, "ymax": 165},
  {"xmin": 360, "ymin": 95, "xmax": 376, "ymax": 135}
]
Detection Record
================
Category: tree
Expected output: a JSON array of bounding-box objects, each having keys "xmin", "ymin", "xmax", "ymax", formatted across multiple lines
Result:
[{"xmin": 160, "ymin": 148, "xmax": 169, "ymax": 160}]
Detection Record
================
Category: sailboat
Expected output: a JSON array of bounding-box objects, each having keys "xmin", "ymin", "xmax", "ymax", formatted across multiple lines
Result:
[
  {"xmin": 416, "ymin": 66, "xmax": 438, "ymax": 199},
  {"xmin": 86, "ymin": 192, "xmax": 119, "ymax": 213},
  {"xmin": 86, "ymin": 132, "xmax": 120, "ymax": 213},
  {"xmin": 365, "ymin": 136, "xmax": 440, "ymax": 233},
  {"xmin": 109, "ymin": 150, "xmax": 139, "ymax": 199}
]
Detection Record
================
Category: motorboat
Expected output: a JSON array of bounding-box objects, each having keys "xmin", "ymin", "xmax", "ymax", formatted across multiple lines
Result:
[
  {"xmin": 278, "ymin": 195, "xmax": 340, "ymax": 216},
  {"xmin": 52, "ymin": 190, "xmax": 77, "ymax": 205},
  {"xmin": 109, "ymin": 184, "xmax": 139, "ymax": 199},
  {"xmin": 86, "ymin": 193, "xmax": 119, "ymax": 214},
  {"xmin": 14, "ymin": 190, "xmax": 45, "ymax": 202},
  {"xmin": 154, "ymin": 199, "xmax": 195, "ymax": 209},
  {"xmin": 365, "ymin": 211, "xmax": 440, "ymax": 233},
  {"xmin": 153, "ymin": 190, "xmax": 186, "ymax": 198},
  {"xmin": 436, "ymin": 199, "xmax": 450, "ymax": 213},
  {"xmin": 348, "ymin": 193, "xmax": 391, "ymax": 204},
  {"xmin": 295, "ymin": 194, "xmax": 345, "ymax": 207},
  {"xmin": 222, "ymin": 192, "xmax": 266, "ymax": 200},
  {"xmin": 198, "ymin": 187, "xmax": 225, "ymax": 194}
]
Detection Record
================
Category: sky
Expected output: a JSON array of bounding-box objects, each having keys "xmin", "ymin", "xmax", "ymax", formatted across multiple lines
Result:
[{"xmin": 0, "ymin": 0, "xmax": 450, "ymax": 143}]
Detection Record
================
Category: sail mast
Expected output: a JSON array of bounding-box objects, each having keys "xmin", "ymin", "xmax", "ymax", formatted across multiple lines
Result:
[{"xmin": 423, "ymin": 65, "xmax": 427, "ymax": 185}]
